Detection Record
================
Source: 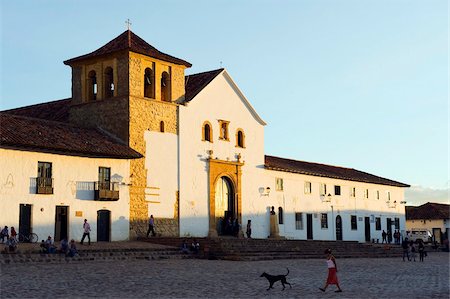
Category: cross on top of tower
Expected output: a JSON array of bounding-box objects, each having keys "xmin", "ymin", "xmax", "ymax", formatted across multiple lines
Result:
[{"xmin": 125, "ymin": 19, "xmax": 132, "ymax": 30}]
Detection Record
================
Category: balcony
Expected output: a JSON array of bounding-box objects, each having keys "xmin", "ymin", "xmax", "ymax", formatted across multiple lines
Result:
[
  {"xmin": 94, "ymin": 181, "xmax": 119, "ymax": 201},
  {"xmin": 36, "ymin": 177, "xmax": 54, "ymax": 194}
]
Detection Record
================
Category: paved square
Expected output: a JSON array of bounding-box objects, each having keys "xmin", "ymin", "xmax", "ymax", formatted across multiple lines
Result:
[{"xmin": 1, "ymin": 252, "xmax": 448, "ymax": 298}]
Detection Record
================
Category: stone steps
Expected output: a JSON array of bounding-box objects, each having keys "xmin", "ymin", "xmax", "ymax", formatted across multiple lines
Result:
[
  {"xmin": 0, "ymin": 248, "xmax": 196, "ymax": 264},
  {"xmin": 142, "ymin": 237, "xmax": 403, "ymax": 261}
]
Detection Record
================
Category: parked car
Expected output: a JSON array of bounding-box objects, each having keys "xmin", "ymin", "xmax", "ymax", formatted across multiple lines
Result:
[{"xmin": 406, "ymin": 229, "xmax": 432, "ymax": 243}]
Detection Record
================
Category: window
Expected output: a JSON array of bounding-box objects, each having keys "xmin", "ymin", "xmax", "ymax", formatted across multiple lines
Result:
[
  {"xmin": 144, "ymin": 67, "xmax": 155, "ymax": 98},
  {"xmin": 334, "ymin": 185, "xmax": 341, "ymax": 196},
  {"xmin": 364, "ymin": 189, "xmax": 369, "ymax": 199},
  {"xmin": 320, "ymin": 183, "xmax": 327, "ymax": 196},
  {"xmin": 295, "ymin": 213, "xmax": 304, "ymax": 230},
  {"xmin": 350, "ymin": 187, "xmax": 356, "ymax": 197},
  {"xmin": 159, "ymin": 121, "xmax": 165, "ymax": 132},
  {"xmin": 98, "ymin": 167, "xmax": 111, "ymax": 190},
  {"xmin": 376, "ymin": 190, "xmax": 380, "ymax": 200},
  {"xmin": 351, "ymin": 215, "xmax": 357, "ymax": 230},
  {"xmin": 394, "ymin": 218, "xmax": 400, "ymax": 230},
  {"xmin": 104, "ymin": 67, "xmax": 114, "ymax": 99},
  {"xmin": 321, "ymin": 213, "xmax": 328, "ymax": 229},
  {"xmin": 375, "ymin": 217, "xmax": 381, "ymax": 230},
  {"xmin": 161, "ymin": 71, "xmax": 171, "ymax": 102},
  {"xmin": 37, "ymin": 161, "xmax": 53, "ymax": 194},
  {"xmin": 87, "ymin": 70, "xmax": 97, "ymax": 101},
  {"xmin": 387, "ymin": 191, "xmax": 391, "ymax": 201},
  {"xmin": 278, "ymin": 207, "xmax": 284, "ymax": 224},
  {"xmin": 304, "ymin": 182, "xmax": 312, "ymax": 194},
  {"xmin": 276, "ymin": 178, "xmax": 283, "ymax": 191},
  {"xmin": 236, "ymin": 129, "xmax": 245, "ymax": 148},
  {"xmin": 218, "ymin": 120, "xmax": 229, "ymax": 141},
  {"xmin": 202, "ymin": 121, "xmax": 212, "ymax": 142}
]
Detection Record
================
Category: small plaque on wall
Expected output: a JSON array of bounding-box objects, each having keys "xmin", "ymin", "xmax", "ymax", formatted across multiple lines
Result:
[{"xmin": 75, "ymin": 211, "xmax": 83, "ymax": 217}]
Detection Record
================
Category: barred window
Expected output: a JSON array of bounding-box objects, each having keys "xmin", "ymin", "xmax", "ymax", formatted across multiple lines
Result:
[
  {"xmin": 351, "ymin": 215, "xmax": 357, "ymax": 230},
  {"xmin": 321, "ymin": 213, "xmax": 328, "ymax": 229},
  {"xmin": 276, "ymin": 178, "xmax": 284, "ymax": 191},
  {"xmin": 295, "ymin": 213, "xmax": 304, "ymax": 230},
  {"xmin": 375, "ymin": 217, "xmax": 381, "ymax": 230}
]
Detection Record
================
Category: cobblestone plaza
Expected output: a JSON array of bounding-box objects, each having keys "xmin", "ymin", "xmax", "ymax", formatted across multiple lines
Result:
[{"xmin": 1, "ymin": 252, "xmax": 448, "ymax": 298}]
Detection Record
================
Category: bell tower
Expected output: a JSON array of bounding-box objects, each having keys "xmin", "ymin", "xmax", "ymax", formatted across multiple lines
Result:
[{"xmin": 64, "ymin": 30, "xmax": 192, "ymax": 237}]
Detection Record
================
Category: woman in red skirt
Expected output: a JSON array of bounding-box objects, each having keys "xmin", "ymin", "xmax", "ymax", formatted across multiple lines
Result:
[{"xmin": 319, "ymin": 248, "xmax": 343, "ymax": 293}]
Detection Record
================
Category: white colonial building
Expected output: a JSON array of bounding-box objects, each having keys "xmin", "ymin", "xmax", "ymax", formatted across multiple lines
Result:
[{"xmin": 0, "ymin": 30, "xmax": 409, "ymax": 243}]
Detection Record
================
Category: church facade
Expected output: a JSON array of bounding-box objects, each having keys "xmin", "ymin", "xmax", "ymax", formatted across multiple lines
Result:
[{"xmin": 0, "ymin": 30, "xmax": 409, "ymax": 243}]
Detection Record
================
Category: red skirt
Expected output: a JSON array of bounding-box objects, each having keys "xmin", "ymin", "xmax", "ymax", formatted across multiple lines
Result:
[{"xmin": 326, "ymin": 268, "xmax": 339, "ymax": 285}]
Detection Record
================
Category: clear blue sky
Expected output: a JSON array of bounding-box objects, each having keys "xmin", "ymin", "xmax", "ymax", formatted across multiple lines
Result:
[{"xmin": 1, "ymin": 1, "xmax": 448, "ymax": 205}]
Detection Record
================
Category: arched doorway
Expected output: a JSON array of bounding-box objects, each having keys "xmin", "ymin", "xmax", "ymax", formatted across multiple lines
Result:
[
  {"xmin": 336, "ymin": 215, "xmax": 343, "ymax": 240},
  {"xmin": 97, "ymin": 209, "xmax": 111, "ymax": 242},
  {"xmin": 215, "ymin": 176, "xmax": 235, "ymax": 235}
]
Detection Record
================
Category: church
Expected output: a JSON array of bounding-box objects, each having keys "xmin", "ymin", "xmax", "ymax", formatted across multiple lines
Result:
[{"xmin": 0, "ymin": 30, "xmax": 409, "ymax": 243}]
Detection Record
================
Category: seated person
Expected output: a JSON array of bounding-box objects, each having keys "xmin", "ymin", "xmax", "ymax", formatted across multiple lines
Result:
[
  {"xmin": 59, "ymin": 238, "xmax": 69, "ymax": 255},
  {"xmin": 68, "ymin": 239, "xmax": 78, "ymax": 257},
  {"xmin": 191, "ymin": 239, "xmax": 200, "ymax": 254},
  {"xmin": 45, "ymin": 236, "xmax": 56, "ymax": 253},
  {"xmin": 4, "ymin": 236, "xmax": 17, "ymax": 253},
  {"xmin": 0, "ymin": 226, "xmax": 9, "ymax": 243},
  {"xmin": 180, "ymin": 239, "xmax": 189, "ymax": 254},
  {"xmin": 39, "ymin": 240, "xmax": 46, "ymax": 253}
]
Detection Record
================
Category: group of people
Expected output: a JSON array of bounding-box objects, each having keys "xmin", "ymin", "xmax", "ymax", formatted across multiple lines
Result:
[
  {"xmin": 1, "ymin": 225, "xmax": 18, "ymax": 253},
  {"xmin": 401, "ymin": 238, "xmax": 426, "ymax": 262},
  {"xmin": 180, "ymin": 239, "xmax": 200, "ymax": 254},
  {"xmin": 39, "ymin": 236, "xmax": 78, "ymax": 257},
  {"xmin": 381, "ymin": 229, "xmax": 401, "ymax": 244},
  {"xmin": 217, "ymin": 216, "xmax": 248, "ymax": 237}
]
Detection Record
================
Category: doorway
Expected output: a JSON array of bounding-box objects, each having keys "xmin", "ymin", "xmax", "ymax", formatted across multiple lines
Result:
[
  {"xmin": 336, "ymin": 215, "xmax": 343, "ymax": 240},
  {"xmin": 364, "ymin": 217, "xmax": 371, "ymax": 242},
  {"xmin": 19, "ymin": 204, "xmax": 32, "ymax": 240},
  {"xmin": 55, "ymin": 206, "xmax": 68, "ymax": 241},
  {"xmin": 215, "ymin": 176, "xmax": 235, "ymax": 235},
  {"xmin": 306, "ymin": 214, "xmax": 313, "ymax": 240},
  {"xmin": 97, "ymin": 209, "xmax": 111, "ymax": 242}
]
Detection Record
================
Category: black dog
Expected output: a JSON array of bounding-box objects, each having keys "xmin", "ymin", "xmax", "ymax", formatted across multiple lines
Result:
[{"xmin": 260, "ymin": 268, "xmax": 292, "ymax": 291}]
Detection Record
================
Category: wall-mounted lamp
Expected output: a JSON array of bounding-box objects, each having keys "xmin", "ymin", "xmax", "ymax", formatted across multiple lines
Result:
[
  {"xmin": 321, "ymin": 193, "xmax": 332, "ymax": 203},
  {"xmin": 260, "ymin": 187, "xmax": 271, "ymax": 196}
]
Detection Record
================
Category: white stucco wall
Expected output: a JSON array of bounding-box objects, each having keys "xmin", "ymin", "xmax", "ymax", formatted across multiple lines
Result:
[
  {"xmin": 144, "ymin": 131, "xmax": 178, "ymax": 218},
  {"xmin": 0, "ymin": 149, "xmax": 131, "ymax": 242},
  {"xmin": 259, "ymin": 169, "xmax": 406, "ymax": 242},
  {"xmin": 179, "ymin": 70, "xmax": 266, "ymax": 237}
]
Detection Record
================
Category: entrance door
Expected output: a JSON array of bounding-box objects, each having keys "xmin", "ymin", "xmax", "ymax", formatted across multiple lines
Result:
[
  {"xmin": 55, "ymin": 206, "xmax": 68, "ymax": 241},
  {"xmin": 215, "ymin": 176, "xmax": 235, "ymax": 235},
  {"xmin": 19, "ymin": 204, "xmax": 32, "ymax": 240},
  {"xmin": 432, "ymin": 228, "xmax": 442, "ymax": 244},
  {"xmin": 97, "ymin": 210, "xmax": 110, "ymax": 242},
  {"xmin": 365, "ymin": 217, "xmax": 371, "ymax": 242},
  {"xmin": 336, "ymin": 215, "xmax": 343, "ymax": 241},
  {"xmin": 306, "ymin": 214, "xmax": 313, "ymax": 240}
]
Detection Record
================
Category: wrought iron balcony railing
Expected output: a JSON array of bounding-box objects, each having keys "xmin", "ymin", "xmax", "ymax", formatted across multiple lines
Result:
[
  {"xmin": 94, "ymin": 181, "xmax": 119, "ymax": 201},
  {"xmin": 36, "ymin": 177, "xmax": 54, "ymax": 194}
]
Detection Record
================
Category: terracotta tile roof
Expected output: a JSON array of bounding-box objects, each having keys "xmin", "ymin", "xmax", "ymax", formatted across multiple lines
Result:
[
  {"xmin": 0, "ymin": 113, "xmax": 142, "ymax": 159},
  {"xmin": 184, "ymin": 68, "xmax": 224, "ymax": 102},
  {"xmin": 2, "ymin": 98, "xmax": 71, "ymax": 122},
  {"xmin": 64, "ymin": 30, "xmax": 192, "ymax": 67},
  {"xmin": 265, "ymin": 155, "xmax": 410, "ymax": 187},
  {"xmin": 406, "ymin": 202, "xmax": 450, "ymax": 220}
]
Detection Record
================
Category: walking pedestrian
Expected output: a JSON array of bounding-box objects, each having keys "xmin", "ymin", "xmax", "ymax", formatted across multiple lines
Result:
[
  {"xmin": 319, "ymin": 249, "xmax": 343, "ymax": 293},
  {"xmin": 418, "ymin": 239, "xmax": 425, "ymax": 262},
  {"xmin": 381, "ymin": 230, "xmax": 387, "ymax": 244},
  {"xmin": 410, "ymin": 240, "xmax": 416, "ymax": 262},
  {"xmin": 402, "ymin": 238, "xmax": 410, "ymax": 261},
  {"xmin": 146, "ymin": 215, "xmax": 156, "ymax": 237},
  {"xmin": 246, "ymin": 219, "xmax": 252, "ymax": 238},
  {"xmin": 80, "ymin": 219, "xmax": 91, "ymax": 245}
]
